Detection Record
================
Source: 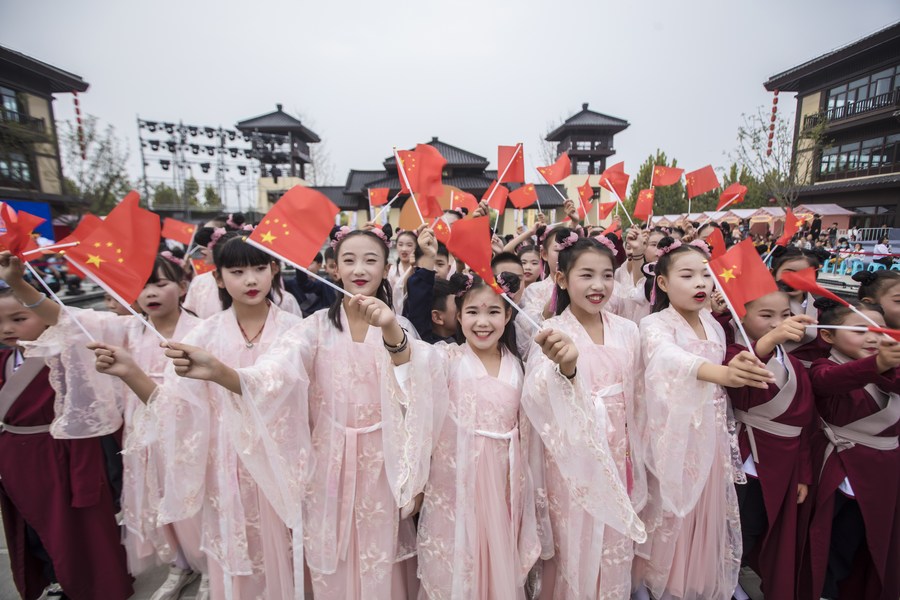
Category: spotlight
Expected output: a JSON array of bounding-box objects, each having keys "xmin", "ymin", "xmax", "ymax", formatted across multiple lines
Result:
[
  {"xmin": 238, "ymin": 165, "xmax": 247, "ymax": 175},
  {"xmin": 189, "ymin": 126, "xmax": 198, "ymax": 136},
  {"xmin": 243, "ymin": 134, "xmax": 251, "ymax": 142},
  {"xmin": 244, "ymin": 149, "xmax": 253, "ymax": 158},
  {"xmin": 191, "ymin": 144, "xmax": 199, "ymax": 155},
  {"xmin": 228, "ymin": 131, "xmax": 236, "ymax": 141},
  {"xmin": 205, "ymin": 127, "xmax": 214, "ymax": 138},
  {"xmin": 229, "ymin": 148, "xmax": 238, "ymax": 158},
  {"xmin": 206, "ymin": 146, "xmax": 215, "ymax": 156},
  {"xmin": 150, "ymin": 140, "xmax": 160, "ymax": 151},
  {"xmin": 164, "ymin": 123, "xmax": 174, "ymax": 134},
  {"xmin": 147, "ymin": 122, "xmax": 157, "ymax": 132},
  {"xmin": 167, "ymin": 142, "xmax": 176, "ymax": 153},
  {"xmin": 160, "ymin": 160, "xmax": 170, "ymax": 171},
  {"xmin": 200, "ymin": 163, "xmax": 211, "ymax": 174}
]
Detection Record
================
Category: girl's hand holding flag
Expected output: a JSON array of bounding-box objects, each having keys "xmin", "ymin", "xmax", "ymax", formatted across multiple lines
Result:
[
  {"xmin": 348, "ymin": 294, "xmax": 411, "ymax": 366},
  {"xmin": 534, "ymin": 328, "xmax": 578, "ymax": 378},
  {"xmin": 755, "ymin": 314, "xmax": 817, "ymax": 357}
]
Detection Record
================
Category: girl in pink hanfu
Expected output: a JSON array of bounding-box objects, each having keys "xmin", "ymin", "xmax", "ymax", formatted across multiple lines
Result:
[
  {"xmin": 522, "ymin": 234, "xmax": 648, "ymax": 599},
  {"xmin": 388, "ymin": 229, "xmax": 419, "ymax": 313},
  {"xmin": 633, "ymin": 236, "xmax": 776, "ymax": 600},
  {"xmin": 20, "ymin": 255, "xmax": 207, "ymax": 598},
  {"xmin": 411, "ymin": 269, "xmax": 540, "ymax": 599},
  {"xmin": 90, "ymin": 232, "xmax": 313, "ymax": 600},
  {"xmin": 184, "ymin": 226, "xmax": 303, "ymax": 318}
]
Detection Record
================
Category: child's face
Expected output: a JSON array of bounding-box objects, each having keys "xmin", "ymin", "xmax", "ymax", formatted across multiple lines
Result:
[
  {"xmin": 520, "ymin": 251, "xmax": 541, "ymax": 285},
  {"xmin": 138, "ymin": 269, "xmax": 185, "ymax": 319},
  {"xmin": 432, "ymin": 297, "xmax": 458, "ymax": 337},
  {"xmin": 216, "ymin": 262, "xmax": 275, "ymax": 308},
  {"xmin": 742, "ymin": 292, "xmax": 791, "ymax": 341},
  {"xmin": 775, "ymin": 257, "xmax": 813, "ymax": 302},
  {"xmin": 325, "ymin": 259, "xmax": 338, "ymax": 281},
  {"xmin": 434, "ymin": 254, "xmax": 450, "ymax": 280},
  {"xmin": 0, "ymin": 295, "xmax": 46, "ymax": 346},
  {"xmin": 643, "ymin": 232, "xmax": 665, "ymax": 263},
  {"xmin": 657, "ymin": 251, "xmax": 713, "ymax": 314},
  {"xmin": 337, "ymin": 235, "xmax": 389, "ymax": 297},
  {"xmin": 541, "ymin": 243, "xmax": 561, "ymax": 276},
  {"xmin": 104, "ymin": 294, "xmax": 133, "ymax": 316},
  {"xmin": 822, "ymin": 310, "xmax": 885, "ymax": 360},
  {"xmin": 309, "ymin": 260, "xmax": 322, "ymax": 273},
  {"xmin": 395, "ymin": 234, "xmax": 416, "ymax": 265},
  {"xmin": 875, "ymin": 282, "xmax": 900, "ymax": 330},
  {"xmin": 459, "ymin": 286, "xmax": 510, "ymax": 353},
  {"xmin": 556, "ymin": 249, "xmax": 615, "ymax": 317}
]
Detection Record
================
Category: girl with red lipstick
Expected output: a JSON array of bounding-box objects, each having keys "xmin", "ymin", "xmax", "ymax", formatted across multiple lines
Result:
[
  {"xmin": 632, "ymin": 237, "xmax": 775, "ymax": 600},
  {"xmin": 522, "ymin": 235, "xmax": 647, "ymax": 599},
  {"xmin": 388, "ymin": 229, "xmax": 418, "ymax": 313},
  {"xmin": 799, "ymin": 299, "xmax": 900, "ymax": 600},
  {"xmin": 3, "ymin": 252, "xmax": 207, "ymax": 599}
]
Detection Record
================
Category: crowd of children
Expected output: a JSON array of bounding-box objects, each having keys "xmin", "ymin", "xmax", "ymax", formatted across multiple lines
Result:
[{"xmin": 0, "ymin": 201, "xmax": 898, "ymax": 600}]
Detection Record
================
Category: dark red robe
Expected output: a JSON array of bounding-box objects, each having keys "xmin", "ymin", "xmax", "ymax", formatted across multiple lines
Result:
[
  {"xmin": 725, "ymin": 343, "xmax": 817, "ymax": 600},
  {"xmin": 0, "ymin": 349, "xmax": 133, "ymax": 600},
  {"xmin": 800, "ymin": 354, "xmax": 900, "ymax": 600}
]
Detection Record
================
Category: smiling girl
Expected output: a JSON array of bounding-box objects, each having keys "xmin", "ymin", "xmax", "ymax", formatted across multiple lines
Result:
[{"xmin": 388, "ymin": 229, "xmax": 418, "ymax": 313}]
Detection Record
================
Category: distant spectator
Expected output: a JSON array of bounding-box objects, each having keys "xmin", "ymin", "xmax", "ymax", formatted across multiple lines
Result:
[{"xmin": 873, "ymin": 236, "xmax": 893, "ymax": 268}]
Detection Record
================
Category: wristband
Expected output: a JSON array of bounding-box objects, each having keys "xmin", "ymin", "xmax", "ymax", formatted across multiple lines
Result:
[
  {"xmin": 383, "ymin": 329, "xmax": 409, "ymax": 354},
  {"xmin": 22, "ymin": 292, "xmax": 47, "ymax": 309}
]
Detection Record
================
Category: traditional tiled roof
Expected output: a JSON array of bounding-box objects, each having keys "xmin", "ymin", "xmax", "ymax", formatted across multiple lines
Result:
[
  {"xmin": 798, "ymin": 173, "xmax": 900, "ymax": 195},
  {"xmin": 546, "ymin": 103, "xmax": 630, "ymax": 140},
  {"xmin": 345, "ymin": 170, "xmax": 386, "ymax": 195},
  {"xmin": 310, "ymin": 186, "xmax": 359, "ymax": 210},
  {"xmin": 764, "ymin": 22, "xmax": 900, "ymax": 92},
  {"xmin": 235, "ymin": 104, "xmax": 321, "ymax": 142},
  {"xmin": 0, "ymin": 45, "xmax": 89, "ymax": 94},
  {"xmin": 382, "ymin": 138, "xmax": 489, "ymax": 169}
]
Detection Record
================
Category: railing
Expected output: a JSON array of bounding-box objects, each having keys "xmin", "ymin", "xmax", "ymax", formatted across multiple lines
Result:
[
  {"xmin": 803, "ymin": 88, "xmax": 900, "ymax": 129},
  {"xmin": 851, "ymin": 227, "xmax": 896, "ymax": 242},
  {"xmin": 0, "ymin": 109, "xmax": 46, "ymax": 134}
]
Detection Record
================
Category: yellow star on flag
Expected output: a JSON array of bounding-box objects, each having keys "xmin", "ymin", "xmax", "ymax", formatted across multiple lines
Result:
[
  {"xmin": 86, "ymin": 254, "xmax": 105, "ymax": 268},
  {"xmin": 719, "ymin": 267, "xmax": 736, "ymax": 283},
  {"xmin": 260, "ymin": 231, "xmax": 277, "ymax": 244}
]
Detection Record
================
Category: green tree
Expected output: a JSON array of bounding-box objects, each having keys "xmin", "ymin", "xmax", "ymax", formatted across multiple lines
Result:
[
  {"xmin": 58, "ymin": 115, "xmax": 132, "ymax": 215},
  {"xmin": 623, "ymin": 150, "xmax": 686, "ymax": 218},
  {"xmin": 183, "ymin": 177, "xmax": 201, "ymax": 207},
  {"xmin": 152, "ymin": 183, "xmax": 179, "ymax": 206},
  {"xmin": 204, "ymin": 185, "xmax": 222, "ymax": 208}
]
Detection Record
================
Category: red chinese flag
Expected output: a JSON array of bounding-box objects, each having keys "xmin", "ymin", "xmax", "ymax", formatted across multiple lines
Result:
[
  {"xmin": 536, "ymin": 153, "xmax": 571, "ymax": 185},
  {"xmin": 53, "ymin": 214, "xmax": 103, "ymax": 278},
  {"xmin": 717, "ymin": 182, "xmax": 748, "ymax": 210},
  {"xmin": 509, "ymin": 184, "xmax": 538, "ymax": 209},
  {"xmin": 414, "ymin": 144, "xmax": 447, "ymax": 202},
  {"xmin": 65, "ymin": 191, "xmax": 161, "ymax": 306},
  {"xmin": 248, "ymin": 186, "xmax": 340, "ymax": 269},
  {"xmin": 651, "ymin": 165, "xmax": 684, "ymax": 187},
  {"xmin": 634, "ymin": 189, "xmax": 655, "ymax": 221},
  {"xmin": 449, "ymin": 189, "xmax": 479, "ymax": 214},
  {"xmin": 191, "ymin": 258, "xmax": 216, "ymax": 275},
  {"xmin": 0, "ymin": 204, "xmax": 45, "ymax": 258},
  {"xmin": 709, "ymin": 238, "xmax": 779, "ymax": 318},
  {"xmin": 602, "ymin": 220, "xmax": 621, "ymax": 236},
  {"xmin": 578, "ymin": 180, "xmax": 594, "ymax": 206},
  {"xmin": 420, "ymin": 194, "xmax": 445, "ymax": 220},
  {"xmin": 598, "ymin": 162, "xmax": 629, "ymax": 201},
  {"xmin": 779, "ymin": 266, "xmax": 848, "ymax": 307},
  {"xmin": 445, "ymin": 216, "xmax": 502, "ymax": 294},
  {"xmin": 685, "ymin": 165, "xmax": 720, "ymax": 199},
  {"xmin": 161, "ymin": 217, "xmax": 196, "ymax": 245},
  {"xmin": 598, "ymin": 201, "xmax": 616, "ymax": 221},
  {"xmin": 706, "ymin": 227, "xmax": 727, "ymax": 260},
  {"xmin": 497, "ymin": 144, "xmax": 525, "ymax": 183},
  {"xmin": 430, "ymin": 218, "xmax": 452, "ymax": 245},
  {"xmin": 368, "ymin": 187, "xmax": 390, "ymax": 207},
  {"xmin": 396, "ymin": 150, "xmax": 417, "ymax": 194},
  {"xmin": 776, "ymin": 208, "xmax": 806, "ymax": 247},
  {"xmin": 868, "ymin": 326, "xmax": 900, "ymax": 342},
  {"xmin": 484, "ymin": 180, "xmax": 509, "ymax": 214}
]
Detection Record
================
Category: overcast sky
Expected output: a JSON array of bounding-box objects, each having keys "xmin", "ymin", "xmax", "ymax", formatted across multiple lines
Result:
[{"xmin": 2, "ymin": 0, "xmax": 898, "ymax": 209}]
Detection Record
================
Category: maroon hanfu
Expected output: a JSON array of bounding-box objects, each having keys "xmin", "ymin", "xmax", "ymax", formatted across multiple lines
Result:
[
  {"xmin": 801, "ymin": 352, "xmax": 900, "ymax": 600},
  {"xmin": 725, "ymin": 343, "xmax": 816, "ymax": 600},
  {"xmin": 784, "ymin": 295, "xmax": 830, "ymax": 368},
  {"xmin": 0, "ymin": 349, "xmax": 132, "ymax": 600}
]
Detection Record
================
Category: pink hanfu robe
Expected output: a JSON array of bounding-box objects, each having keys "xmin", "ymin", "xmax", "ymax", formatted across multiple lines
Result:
[
  {"xmin": 634, "ymin": 307, "xmax": 742, "ymax": 600},
  {"xmin": 523, "ymin": 308, "xmax": 648, "ymax": 600},
  {"xmin": 415, "ymin": 343, "xmax": 540, "ymax": 599}
]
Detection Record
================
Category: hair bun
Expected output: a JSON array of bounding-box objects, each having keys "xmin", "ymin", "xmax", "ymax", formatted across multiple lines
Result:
[
  {"xmin": 656, "ymin": 236, "xmax": 678, "ymax": 252},
  {"xmin": 852, "ymin": 270, "xmax": 878, "ymax": 285},
  {"xmin": 813, "ymin": 297, "xmax": 841, "ymax": 311},
  {"xmin": 497, "ymin": 271, "xmax": 521, "ymax": 295},
  {"xmin": 448, "ymin": 272, "xmax": 472, "ymax": 295}
]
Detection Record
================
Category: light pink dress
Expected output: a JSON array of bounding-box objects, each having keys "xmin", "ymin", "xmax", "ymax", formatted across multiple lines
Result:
[
  {"xmin": 183, "ymin": 270, "xmax": 303, "ymax": 318},
  {"xmin": 634, "ymin": 307, "xmax": 742, "ymax": 600},
  {"xmin": 524, "ymin": 308, "xmax": 648, "ymax": 599},
  {"xmin": 415, "ymin": 343, "xmax": 540, "ymax": 599},
  {"xmin": 149, "ymin": 305, "xmax": 312, "ymax": 600},
  {"xmin": 24, "ymin": 308, "xmax": 205, "ymax": 576},
  {"xmin": 612, "ymin": 263, "xmax": 651, "ymax": 324}
]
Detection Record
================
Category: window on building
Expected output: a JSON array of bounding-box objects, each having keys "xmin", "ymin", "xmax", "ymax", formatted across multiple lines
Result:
[
  {"xmin": 826, "ymin": 64, "xmax": 900, "ymax": 114},
  {"xmin": 0, "ymin": 86, "xmax": 22, "ymax": 122},
  {"xmin": 838, "ymin": 142, "xmax": 860, "ymax": 171},
  {"xmin": 0, "ymin": 152, "xmax": 33, "ymax": 183},
  {"xmin": 820, "ymin": 146, "xmax": 838, "ymax": 174},
  {"xmin": 871, "ymin": 68, "xmax": 893, "ymax": 98},
  {"xmin": 860, "ymin": 138, "xmax": 884, "ymax": 169},
  {"xmin": 827, "ymin": 84, "xmax": 847, "ymax": 111},
  {"xmin": 575, "ymin": 141, "xmax": 592, "ymax": 151}
]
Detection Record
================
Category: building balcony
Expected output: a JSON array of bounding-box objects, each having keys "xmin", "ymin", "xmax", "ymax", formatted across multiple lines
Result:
[
  {"xmin": 0, "ymin": 110, "xmax": 47, "ymax": 135},
  {"xmin": 816, "ymin": 158, "xmax": 900, "ymax": 182},
  {"xmin": 803, "ymin": 89, "xmax": 900, "ymax": 130}
]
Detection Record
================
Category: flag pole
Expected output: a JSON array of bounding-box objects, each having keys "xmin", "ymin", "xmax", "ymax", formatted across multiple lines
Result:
[
  {"xmin": 488, "ymin": 144, "xmax": 524, "ymax": 238},
  {"xmin": 698, "ymin": 194, "xmax": 740, "ymax": 229},
  {"xmin": 23, "ymin": 261, "xmax": 96, "ymax": 342},
  {"xmin": 500, "ymin": 292, "xmax": 541, "ymax": 331},
  {"xmin": 244, "ymin": 238, "xmax": 353, "ymax": 299},
  {"xmin": 604, "ymin": 185, "xmax": 635, "ymax": 228},
  {"xmin": 393, "ymin": 148, "xmax": 426, "ymax": 226},
  {"xmin": 704, "ymin": 262, "xmax": 753, "ymax": 348},
  {"xmin": 371, "ymin": 191, "xmax": 402, "ymax": 223},
  {"xmin": 22, "ymin": 241, "xmax": 79, "ymax": 257}
]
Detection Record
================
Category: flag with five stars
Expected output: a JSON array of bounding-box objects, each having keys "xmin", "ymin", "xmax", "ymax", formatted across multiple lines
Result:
[
  {"xmin": 368, "ymin": 187, "xmax": 390, "ymax": 207},
  {"xmin": 484, "ymin": 180, "xmax": 510, "ymax": 214},
  {"xmin": 396, "ymin": 150, "xmax": 418, "ymax": 194},
  {"xmin": 52, "ymin": 214, "xmax": 103, "ymax": 278},
  {"xmin": 0, "ymin": 203, "xmax": 45, "ymax": 258},
  {"xmin": 634, "ymin": 188, "xmax": 655, "ymax": 221},
  {"xmin": 598, "ymin": 162, "xmax": 629, "ymax": 201},
  {"xmin": 449, "ymin": 189, "xmax": 478, "ymax": 214},
  {"xmin": 778, "ymin": 266, "xmax": 847, "ymax": 306},
  {"xmin": 497, "ymin": 144, "xmax": 525, "ymax": 183},
  {"xmin": 509, "ymin": 183, "xmax": 538, "ymax": 209},
  {"xmin": 598, "ymin": 201, "xmax": 616, "ymax": 221},
  {"xmin": 161, "ymin": 217, "xmax": 196, "ymax": 245},
  {"xmin": 685, "ymin": 165, "xmax": 720, "ymax": 199},
  {"xmin": 247, "ymin": 186, "xmax": 340, "ymax": 270},
  {"xmin": 577, "ymin": 179, "xmax": 594, "ymax": 209},
  {"xmin": 776, "ymin": 208, "xmax": 807, "ymax": 247},
  {"xmin": 602, "ymin": 219, "xmax": 621, "ymax": 236},
  {"xmin": 651, "ymin": 165, "xmax": 683, "ymax": 187},
  {"xmin": 445, "ymin": 216, "xmax": 503, "ymax": 294},
  {"xmin": 430, "ymin": 217, "xmax": 451, "ymax": 245},
  {"xmin": 717, "ymin": 182, "xmax": 748, "ymax": 210},
  {"xmin": 706, "ymin": 227, "xmax": 727, "ymax": 260},
  {"xmin": 709, "ymin": 238, "xmax": 779, "ymax": 318},
  {"xmin": 414, "ymin": 144, "xmax": 447, "ymax": 203},
  {"xmin": 64, "ymin": 191, "xmax": 161, "ymax": 306},
  {"xmin": 191, "ymin": 258, "xmax": 216, "ymax": 276},
  {"xmin": 537, "ymin": 153, "xmax": 571, "ymax": 185}
]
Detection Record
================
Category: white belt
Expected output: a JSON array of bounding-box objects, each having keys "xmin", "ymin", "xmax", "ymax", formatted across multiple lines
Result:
[
  {"xmin": 474, "ymin": 425, "xmax": 520, "ymax": 530},
  {"xmin": 336, "ymin": 420, "xmax": 383, "ymax": 561}
]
